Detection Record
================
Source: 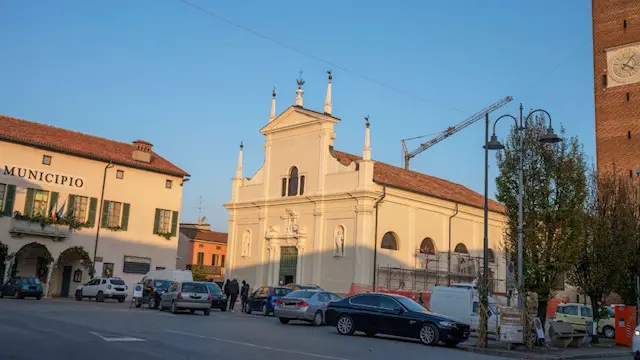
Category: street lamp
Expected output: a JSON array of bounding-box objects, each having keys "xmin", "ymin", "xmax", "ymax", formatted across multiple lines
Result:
[{"xmin": 486, "ymin": 103, "xmax": 561, "ymax": 309}]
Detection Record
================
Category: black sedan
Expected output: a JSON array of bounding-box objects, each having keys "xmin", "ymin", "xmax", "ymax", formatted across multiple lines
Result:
[
  {"xmin": 325, "ymin": 293, "xmax": 470, "ymax": 347},
  {"xmin": 205, "ymin": 282, "xmax": 227, "ymax": 311}
]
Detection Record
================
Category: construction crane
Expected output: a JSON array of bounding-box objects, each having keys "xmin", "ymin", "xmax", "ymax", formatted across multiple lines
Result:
[{"xmin": 401, "ymin": 96, "xmax": 513, "ymax": 170}]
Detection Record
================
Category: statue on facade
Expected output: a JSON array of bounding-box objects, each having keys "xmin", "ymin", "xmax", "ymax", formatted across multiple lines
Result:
[
  {"xmin": 241, "ymin": 231, "xmax": 251, "ymax": 258},
  {"xmin": 334, "ymin": 226, "xmax": 345, "ymax": 256}
]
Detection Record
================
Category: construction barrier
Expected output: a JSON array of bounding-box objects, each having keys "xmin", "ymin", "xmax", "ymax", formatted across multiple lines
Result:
[{"xmin": 348, "ymin": 283, "xmax": 431, "ymax": 308}]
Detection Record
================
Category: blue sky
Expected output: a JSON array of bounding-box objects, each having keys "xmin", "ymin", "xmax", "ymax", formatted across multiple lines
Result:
[{"xmin": 0, "ymin": 1, "xmax": 594, "ymax": 232}]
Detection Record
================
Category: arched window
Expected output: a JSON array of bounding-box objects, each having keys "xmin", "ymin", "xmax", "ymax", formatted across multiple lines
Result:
[
  {"xmin": 419, "ymin": 238, "xmax": 436, "ymax": 255},
  {"xmin": 381, "ymin": 232, "xmax": 399, "ymax": 250},
  {"xmin": 454, "ymin": 243, "xmax": 468, "ymax": 254},
  {"xmin": 488, "ymin": 249, "xmax": 496, "ymax": 263},
  {"xmin": 288, "ymin": 167, "xmax": 299, "ymax": 196}
]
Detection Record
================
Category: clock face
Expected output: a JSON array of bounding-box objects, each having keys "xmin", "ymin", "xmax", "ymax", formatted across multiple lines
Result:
[{"xmin": 612, "ymin": 49, "xmax": 639, "ymax": 78}]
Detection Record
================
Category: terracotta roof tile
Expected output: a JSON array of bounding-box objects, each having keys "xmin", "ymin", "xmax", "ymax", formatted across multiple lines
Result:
[
  {"xmin": 0, "ymin": 115, "xmax": 189, "ymax": 177},
  {"xmin": 333, "ymin": 150, "xmax": 505, "ymax": 214},
  {"xmin": 181, "ymin": 228, "xmax": 228, "ymax": 244}
]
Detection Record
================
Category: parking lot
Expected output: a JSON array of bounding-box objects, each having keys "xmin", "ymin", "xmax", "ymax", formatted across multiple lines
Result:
[{"xmin": 0, "ymin": 297, "xmax": 519, "ymax": 360}]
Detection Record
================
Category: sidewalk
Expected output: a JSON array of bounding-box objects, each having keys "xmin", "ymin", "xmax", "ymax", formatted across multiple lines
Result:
[{"xmin": 459, "ymin": 338, "xmax": 631, "ymax": 359}]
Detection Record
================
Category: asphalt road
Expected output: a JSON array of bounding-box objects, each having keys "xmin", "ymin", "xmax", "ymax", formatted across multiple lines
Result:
[{"xmin": 0, "ymin": 298, "xmax": 632, "ymax": 360}]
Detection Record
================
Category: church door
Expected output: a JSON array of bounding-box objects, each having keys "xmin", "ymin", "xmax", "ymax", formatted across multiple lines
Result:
[{"xmin": 278, "ymin": 246, "xmax": 298, "ymax": 286}]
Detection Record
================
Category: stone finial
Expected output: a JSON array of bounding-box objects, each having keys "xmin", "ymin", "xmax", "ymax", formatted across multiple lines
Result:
[
  {"xmin": 269, "ymin": 87, "xmax": 277, "ymax": 122},
  {"xmin": 363, "ymin": 115, "xmax": 371, "ymax": 161},
  {"xmin": 236, "ymin": 141, "xmax": 243, "ymax": 179},
  {"xmin": 324, "ymin": 70, "xmax": 333, "ymax": 115},
  {"xmin": 295, "ymin": 71, "xmax": 305, "ymax": 107}
]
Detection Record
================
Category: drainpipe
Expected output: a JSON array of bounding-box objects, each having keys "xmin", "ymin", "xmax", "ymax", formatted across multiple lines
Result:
[
  {"xmin": 447, "ymin": 203, "xmax": 459, "ymax": 286},
  {"xmin": 372, "ymin": 186, "xmax": 386, "ymax": 290},
  {"xmin": 93, "ymin": 162, "xmax": 114, "ymax": 276}
]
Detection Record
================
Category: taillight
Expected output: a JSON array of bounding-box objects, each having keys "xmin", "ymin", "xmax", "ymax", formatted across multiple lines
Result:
[
  {"xmin": 297, "ymin": 301, "xmax": 308, "ymax": 307},
  {"xmin": 177, "ymin": 292, "xmax": 183, "ymax": 299},
  {"xmin": 208, "ymin": 294, "xmax": 212, "ymax": 301},
  {"xmin": 275, "ymin": 299, "xmax": 283, "ymax": 306}
]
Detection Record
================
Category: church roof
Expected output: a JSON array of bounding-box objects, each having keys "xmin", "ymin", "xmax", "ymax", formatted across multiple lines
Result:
[{"xmin": 333, "ymin": 150, "xmax": 505, "ymax": 214}]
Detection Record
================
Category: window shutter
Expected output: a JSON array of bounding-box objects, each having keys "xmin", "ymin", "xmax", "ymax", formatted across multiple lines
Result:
[
  {"xmin": 4, "ymin": 184, "xmax": 16, "ymax": 216},
  {"xmin": 49, "ymin": 192, "xmax": 59, "ymax": 215},
  {"xmin": 170, "ymin": 211, "xmax": 179, "ymax": 237},
  {"xmin": 153, "ymin": 208, "xmax": 161, "ymax": 234},
  {"xmin": 67, "ymin": 195, "xmax": 76, "ymax": 217},
  {"xmin": 101, "ymin": 200, "xmax": 110, "ymax": 228},
  {"xmin": 87, "ymin": 197, "xmax": 98, "ymax": 226},
  {"xmin": 121, "ymin": 203, "xmax": 130, "ymax": 231},
  {"xmin": 23, "ymin": 188, "xmax": 34, "ymax": 215}
]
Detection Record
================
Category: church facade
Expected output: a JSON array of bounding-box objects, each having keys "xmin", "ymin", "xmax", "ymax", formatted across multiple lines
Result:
[{"xmin": 224, "ymin": 75, "xmax": 507, "ymax": 295}]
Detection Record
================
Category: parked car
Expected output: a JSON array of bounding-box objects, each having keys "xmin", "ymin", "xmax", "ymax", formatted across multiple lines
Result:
[
  {"xmin": 633, "ymin": 324, "xmax": 640, "ymax": 360},
  {"xmin": 75, "ymin": 277, "xmax": 127, "ymax": 303},
  {"xmin": 325, "ymin": 293, "xmax": 471, "ymax": 347},
  {"xmin": 274, "ymin": 289, "xmax": 341, "ymax": 326},
  {"xmin": 135, "ymin": 278, "xmax": 173, "ymax": 309},
  {"xmin": 555, "ymin": 303, "xmax": 615, "ymax": 338},
  {"xmin": 286, "ymin": 283, "xmax": 324, "ymax": 291},
  {"xmin": 0, "ymin": 276, "xmax": 43, "ymax": 299},
  {"xmin": 140, "ymin": 269, "xmax": 193, "ymax": 283},
  {"xmin": 245, "ymin": 286, "xmax": 292, "ymax": 316},
  {"xmin": 158, "ymin": 281, "xmax": 211, "ymax": 315},
  {"xmin": 205, "ymin": 282, "xmax": 227, "ymax": 311},
  {"xmin": 430, "ymin": 286, "xmax": 500, "ymax": 333}
]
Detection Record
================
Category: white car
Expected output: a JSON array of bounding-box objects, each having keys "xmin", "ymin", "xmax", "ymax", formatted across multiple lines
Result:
[
  {"xmin": 75, "ymin": 277, "xmax": 128, "ymax": 303},
  {"xmin": 633, "ymin": 325, "xmax": 640, "ymax": 360}
]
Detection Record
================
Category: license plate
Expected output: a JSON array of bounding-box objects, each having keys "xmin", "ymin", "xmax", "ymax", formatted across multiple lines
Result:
[{"xmin": 115, "ymin": 288, "xmax": 124, "ymax": 291}]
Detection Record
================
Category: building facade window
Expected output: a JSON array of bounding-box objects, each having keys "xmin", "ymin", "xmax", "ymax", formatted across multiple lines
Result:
[
  {"xmin": 287, "ymin": 167, "xmax": 299, "ymax": 196},
  {"xmin": 381, "ymin": 232, "xmax": 399, "ymax": 250},
  {"xmin": 419, "ymin": 238, "xmax": 436, "ymax": 255},
  {"xmin": 153, "ymin": 208, "xmax": 179, "ymax": 236},
  {"xmin": 32, "ymin": 190, "xmax": 49, "ymax": 216},
  {"xmin": 73, "ymin": 196, "xmax": 89, "ymax": 222},
  {"xmin": 212, "ymin": 254, "xmax": 218, "ymax": 266},
  {"xmin": 300, "ymin": 175, "xmax": 305, "ymax": 195},
  {"xmin": 281, "ymin": 178, "xmax": 287, "ymax": 197},
  {"xmin": 488, "ymin": 249, "xmax": 496, "ymax": 263},
  {"xmin": 107, "ymin": 201, "xmax": 122, "ymax": 227},
  {"xmin": 42, "ymin": 155, "xmax": 52, "ymax": 165},
  {"xmin": 221, "ymin": 255, "xmax": 225, "ymax": 267},
  {"xmin": 158, "ymin": 209, "xmax": 171, "ymax": 233},
  {"xmin": 197, "ymin": 252, "xmax": 204, "ymax": 265},
  {"xmin": 165, "ymin": 180, "xmax": 172, "ymax": 189},
  {"xmin": 102, "ymin": 263, "xmax": 114, "ymax": 277},
  {"xmin": 0, "ymin": 183, "xmax": 5, "ymax": 212},
  {"xmin": 454, "ymin": 243, "xmax": 469, "ymax": 254},
  {"xmin": 123, "ymin": 256, "xmax": 151, "ymax": 274},
  {"xmin": 116, "ymin": 170, "xmax": 124, "ymax": 179}
]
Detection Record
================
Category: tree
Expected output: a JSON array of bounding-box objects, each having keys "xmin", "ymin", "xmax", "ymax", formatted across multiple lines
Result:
[
  {"xmin": 566, "ymin": 168, "xmax": 638, "ymax": 341},
  {"xmin": 495, "ymin": 114, "xmax": 587, "ymax": 326}
]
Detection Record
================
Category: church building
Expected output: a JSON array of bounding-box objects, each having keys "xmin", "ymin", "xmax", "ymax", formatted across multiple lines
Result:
[{"xmin": 224, "ymin": 73, "xmax": 507, "ymax": 296}]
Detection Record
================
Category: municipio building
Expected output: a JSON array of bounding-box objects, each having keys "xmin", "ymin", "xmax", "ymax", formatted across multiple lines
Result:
[{"xmin": 0, "ymin": 115, "xmax": 189, "ymax": 297}]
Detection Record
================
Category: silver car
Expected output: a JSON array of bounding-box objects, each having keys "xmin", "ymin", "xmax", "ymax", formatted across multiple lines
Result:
[
  {"xmin": 159, "ymin": 281, "xmax": 212, "ymax": 316},
  {"xmin": 274, "ymin": 290, "xmax": 341, "ymax": 326}
]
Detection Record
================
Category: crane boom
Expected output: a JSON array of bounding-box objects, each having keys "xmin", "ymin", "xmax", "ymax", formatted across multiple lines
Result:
[{"xmin": 402, "ymin": 96, "xmax": 513, "ymax": 169}]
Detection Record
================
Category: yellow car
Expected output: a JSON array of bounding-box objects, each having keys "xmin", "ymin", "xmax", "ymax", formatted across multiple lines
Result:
[{"xmin": 555, "ymin": 303, "xmax": 615, "ymax": 339}]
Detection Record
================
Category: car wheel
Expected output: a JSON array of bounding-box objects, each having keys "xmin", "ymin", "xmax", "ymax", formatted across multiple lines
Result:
[
  {"xmin": 419, "ymin": 323, "xmax": 439, "ymax": 346},
  {"xmin": 262, "ymin": 304, "xmax": 269, "ymax": 316},
  {"xmin": 204, "ymin": 309, "xmax": 211, "ymax": 316},
  {"xmin": 279, "ymin": 317, "xmax": 290, "ymax": 324},
  {"xmin": 117, "ymin": 298, "xmax": 125, "ymax": 303},
  {"xmin": 96, "ymin": 292, "xmax": 105, "ymax": 303},
  {"xmin": 75, "ymin": 291, "xmax": 82, "ymax": 301},
  {"xmin": 603, "ymin": 325, "xmax": 615, "ymax": 339},
  {"xmin": 245, "ymin": 303, "xmax": 251, "ymax": 314},
  {"xmin": 171, "ymin": 301, "xmax": 178, "ymax": 314},
  {"xmin": 336, "ymin": 315, "xmax": 355, "ymax": 336},
  {"xmin": 312, "ymin": 311, "xmax": 323, "ymax": 326},
  {"xmin": 148, "ymin": 297, "xmax": 157, "ymax": 309}
]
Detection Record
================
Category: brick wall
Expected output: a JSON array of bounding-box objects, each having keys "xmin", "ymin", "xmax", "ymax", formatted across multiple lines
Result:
[{"xmin": 593, "ymin": 0, "xmax": 640, "ymax": 177}]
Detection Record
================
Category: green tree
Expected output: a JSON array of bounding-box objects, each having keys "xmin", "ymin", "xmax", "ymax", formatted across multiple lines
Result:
[{"xmin": 495, "ymin": 115, "xmax": 587, "ymax": 326}]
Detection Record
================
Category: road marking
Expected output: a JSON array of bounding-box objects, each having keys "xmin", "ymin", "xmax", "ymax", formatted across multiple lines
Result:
[
  {"xmin": 165, "ymin": 330, "xmax": 350, "ymax": 360},
  {"xmin": 89, "ymin": 331, "xmax": 146, "ymax": 342}
]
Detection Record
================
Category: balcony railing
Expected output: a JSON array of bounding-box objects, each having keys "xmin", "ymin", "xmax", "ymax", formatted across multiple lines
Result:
[
  {"xmin": 9, "ymin": 218, "xmax": 71, "ymax": 241},
  {"xmin": 187, "ymin": 264, "xmax": 224, "ymax": 276}
]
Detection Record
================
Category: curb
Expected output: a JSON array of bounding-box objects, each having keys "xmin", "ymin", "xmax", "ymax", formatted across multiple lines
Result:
[{"xmin": 459, "ymin": 345, "xmax": 629, "ymax": 359}]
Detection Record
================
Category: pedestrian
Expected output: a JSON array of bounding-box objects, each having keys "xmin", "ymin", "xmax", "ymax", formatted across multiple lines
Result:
[
  {"xmin": 227, "ymin": 278, "xmax": 240, "ymax": 312},
  {"xmin": 223, "ymin": 279, "xmax": 230, "ymax": 310},
  {"xmin": 240, "ymin": 280, "xmax": 250, "ymax": 312}
]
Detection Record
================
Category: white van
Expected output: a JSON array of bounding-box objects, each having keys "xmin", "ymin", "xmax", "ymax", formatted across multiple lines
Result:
[
  {"xmin": 140, "ymin": 269, "xmax": 193, "ymax": 283},
  {"xmin": 430, "ymin": 286, "xmax": 500, "ymax": 333}
]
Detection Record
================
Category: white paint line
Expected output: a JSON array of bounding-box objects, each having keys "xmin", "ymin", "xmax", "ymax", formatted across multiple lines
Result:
[
  {"xmin": 213, "ymin": 314, "xmax": 229, "ymax": 319},
  {"xmin": 89, "ymin": 331, "xmax": 146, "ymax": 342},
  {"xmin": 165, "ymin": 330, "xmax": 350, "ymax": 360}
]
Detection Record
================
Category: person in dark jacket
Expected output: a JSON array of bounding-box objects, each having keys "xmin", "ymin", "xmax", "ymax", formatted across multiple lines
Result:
[
  {"xmin": 223, "ymin": 279, "xmax": 231, "ymax": 310},
  {"xmin": 240, "ymin": 280, "xmax": 250, "ymax": 312},
  {"xmin": 227, "ymin": 278, "xmax": 240, "ymax": 312}
]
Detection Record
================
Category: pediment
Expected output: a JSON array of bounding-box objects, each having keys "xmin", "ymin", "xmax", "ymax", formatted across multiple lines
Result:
[{"xmin": 260, "ymin": 106, "xmax": 340, "ymax": 135}]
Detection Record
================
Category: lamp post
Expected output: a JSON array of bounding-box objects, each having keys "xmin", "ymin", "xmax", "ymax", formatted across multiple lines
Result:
[{"xmin": 486, "ymin": 103, "xmax": 561, "ymax": 309}]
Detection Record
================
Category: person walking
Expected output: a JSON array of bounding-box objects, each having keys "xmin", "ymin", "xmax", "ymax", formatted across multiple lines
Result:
[
  {"xmin": 227, "ymin": 278, "xmax": 240, "ymax": 312},
  {"xmin": 240, "ymin": 280, "xmax": 250, "ymax": 313},
  {"xmin": 223, "ymin": 279, "xmax": 230, "ymax": 310}
]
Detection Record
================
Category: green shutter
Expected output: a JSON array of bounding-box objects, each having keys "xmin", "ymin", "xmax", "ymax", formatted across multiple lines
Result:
[
  {"xmin": 87, "ymin": 197, "xmax": 98, "ymax": 226},
  {"xmin": 101, "ymin": 200, "xmax": 110, "ymax": 228},
  {"xmin": 170, "ymin": 211, "xmax": 179, "ymax": 237},
  {"xmin": 153, "ymin": 208, "xmax": 161, "ymax": 234},
  {"xmin": 4, "ymin": 184, "xmax": 16, "ymax": 216},
  {"xmin": 23, "ymin": 188, "xmax": 34, "ymax": 215},
  {"xmin": 121, "ymin": 203, "xmax": 130, "ymax": 231},
  {"xmin": 67, "ymin": 195, "xmax": 76, "ymax": 217},
  {"xmin": 49, "ymin": 192, "xmax": 59, "ymax": 215}
]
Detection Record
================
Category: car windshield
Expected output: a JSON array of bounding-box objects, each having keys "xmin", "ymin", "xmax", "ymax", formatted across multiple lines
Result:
[
  {"xmin": 394, "ymin": 296, "xmax": 428, "ymax": 312},
  {"xmin": 182, "ymin": 283, "xmax": 207, "ymax": 293},
  {"xmin": 207, "ymin": 283, "xmax": 222, "ymax": 294},
  {"xmin": 153, "ymin": 280, "xmax": 173, "ymax": 290},
  {"xmin": 110, "ymin": 279, "xmax": 126, "ymax": 285},
  {"xmin": 274, "ymin": 288, "xmax": 292, "ymax": 296},
  {"xmin": 21, "ymin": 277, "xmax": 39, "ymax": 285},
  {"xmin": 286, "ymin": 290, "xmax": 315, "ymax": 299}
]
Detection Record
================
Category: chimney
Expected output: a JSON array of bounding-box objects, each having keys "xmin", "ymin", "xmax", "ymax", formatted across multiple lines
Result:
[{"xmin": 132, "ymin": 140, "xmax": 153, "ymax": 163}]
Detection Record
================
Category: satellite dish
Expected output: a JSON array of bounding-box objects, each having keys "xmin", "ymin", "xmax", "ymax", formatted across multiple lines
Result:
[{"xmin": 200, "ymin": 216, "xmax": 207, "ymax": 225}]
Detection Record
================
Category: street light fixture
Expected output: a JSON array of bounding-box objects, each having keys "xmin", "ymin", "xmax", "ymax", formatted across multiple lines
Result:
[{"xmin": 486, "ymin": 104, "xmax": 561, "ymax": 309}]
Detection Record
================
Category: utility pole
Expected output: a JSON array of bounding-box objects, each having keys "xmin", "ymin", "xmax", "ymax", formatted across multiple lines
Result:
[{"xmin": 197, "ymin": 196, "xmax": 204, "ymax": 224}]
